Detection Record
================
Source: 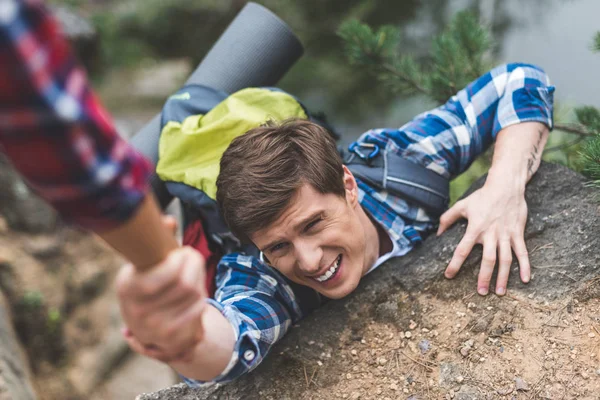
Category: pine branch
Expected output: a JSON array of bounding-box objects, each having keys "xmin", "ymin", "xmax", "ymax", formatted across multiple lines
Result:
[
  {"xmin": 594, "ymin": 31, "xmax": 600, "ymax": 52},
  {"xmin": 553, "ymin": 123, "xmax": 597, "ymax": 137},
  {"xmin": 337, "ymin": 20, "xmax": 429, "ymax": 97},
  {"xmin": 543, "ymin": 136, "xmax": 587, "ymax": 154},
  {"xmin": 574, "ymin": 106, "xmax": 600, "ymax": 132},
  {"xmin": 580, "ymin": 134, "xmax": 600, "ymax": 186},
  {"xmin": 380, "ymin": 59, "xmax": 429, "ymax": 96}
]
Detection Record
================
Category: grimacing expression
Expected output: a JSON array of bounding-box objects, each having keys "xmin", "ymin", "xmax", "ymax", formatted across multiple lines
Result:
[{"xmin": 251, "ymin": 167, "xmax": 380, "ymax": 299}]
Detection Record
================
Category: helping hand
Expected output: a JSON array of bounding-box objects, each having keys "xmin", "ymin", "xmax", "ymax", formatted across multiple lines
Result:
[
  {"xmin": 436, "ymin": 177, "xmax": 530, "ymax": 296},
  {"xmin": 116, "ymin": 216, "xmax": 208, "ymax": 363}
]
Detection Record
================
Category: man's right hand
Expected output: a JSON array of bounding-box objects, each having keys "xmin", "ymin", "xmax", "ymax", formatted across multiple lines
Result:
[{"xmin": 116, "ymin": 220, "xmax": 208, "ymax": 363}]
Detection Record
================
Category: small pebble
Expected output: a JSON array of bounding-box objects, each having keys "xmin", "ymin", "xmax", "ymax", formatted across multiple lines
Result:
[
  {"xmin": 418, "ymin": 339, "xmax": 431, "ymax": 354},
  {"xmin": 588, "ymin": 332, "xmax": 596, "ymax": 338},
  {"xmin": 378, "ymin": 357, "xmax": 388, "ymax": 365},
  {"xmin": 455, "ymin": 376, "xmax": 464, "ymax": 383},
  {"xmin": 409, "ymin": 320, "xmax": 418, "ymax": 330},
  {"xmin": 405, "ymin": 331, "xmax": 412, "ymax": 338},
  {"xmin": 351, "ymin": 349, "xmax": 358, "ymax": 356},
  {"xmin": 581, "ymin": 372, "xmax": 589, "ymax": 379},
  {"xmin": 389, "ymin": 383, "xmax": 398, "ymax": 391},
  {"xmin": 350, "ymin": 392, "xmax": 360, "ymax": 400},
  {"xmin": 317, "ymin": 361, "xmax": 323, "ymax": 366},
  {"xmin": 515, "ymin": 377, "xmax": 529, "ymax": 391},
  {"xmin": 346, "ymin": 373, "xmax": 352, "ymax": 380}
]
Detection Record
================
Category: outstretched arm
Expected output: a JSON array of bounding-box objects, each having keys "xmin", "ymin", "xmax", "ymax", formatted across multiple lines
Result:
[
  {"xmin": 358, "ymin": 63, "xmax": 554, "ymax": 295},
  {"xmin": 437, "ymin": 122, "xmax": 549, "ymax": 295},
  {"xmin": 119, "ymin": 251, "xmax": 307, "ymax": 384}
]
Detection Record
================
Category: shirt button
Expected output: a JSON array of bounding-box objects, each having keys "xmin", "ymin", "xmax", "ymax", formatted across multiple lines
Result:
[{"xmin": 243, "ymin": 350, "xmax": 256, "ymax": 362}]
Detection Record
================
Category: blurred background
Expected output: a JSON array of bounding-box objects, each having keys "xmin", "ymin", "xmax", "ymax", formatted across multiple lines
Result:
[{"xmin": 1, "ymin": 0, "xmax": 598, "ymax": 399}]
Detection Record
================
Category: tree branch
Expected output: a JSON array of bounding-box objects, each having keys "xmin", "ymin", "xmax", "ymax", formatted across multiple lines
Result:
[
  {"xmin": 380, "ymin": 62, "xmax": 429, "ymax": 96},
  {"xmin": 543, "ymin": 136, "xmax": 587, "ymax": 154},
  {"xmin": 553, "ymin": 123, "xmax": 597, "ymax": 137}
]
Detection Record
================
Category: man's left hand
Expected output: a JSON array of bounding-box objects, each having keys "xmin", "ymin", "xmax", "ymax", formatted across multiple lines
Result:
[{"xmin": 436, "ymin": 174, "xmax": 530, "ymax": 296}]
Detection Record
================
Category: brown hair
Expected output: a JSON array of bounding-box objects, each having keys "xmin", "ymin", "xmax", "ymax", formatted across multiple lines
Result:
[{"xmin": 216, "ymin": 118, "xmax": 345, "ymax": 243}]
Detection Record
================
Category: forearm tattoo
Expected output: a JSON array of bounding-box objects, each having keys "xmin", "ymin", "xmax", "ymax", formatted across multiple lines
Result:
[{"xmin": 526, "ymin": 128, "xmax": 545, "ymax": 177}]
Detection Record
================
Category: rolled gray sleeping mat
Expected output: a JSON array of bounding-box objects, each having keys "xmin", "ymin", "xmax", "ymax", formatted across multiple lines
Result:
[{"xmin": 130, "ymin": 2, "xmax": 304, "ymax": 209}]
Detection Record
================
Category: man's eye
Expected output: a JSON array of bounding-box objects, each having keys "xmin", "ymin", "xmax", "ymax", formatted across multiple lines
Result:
[
  {"xmin": 270, "ymin": 242, "xmax": 287, "ymax": 252},
  {"xmin": 305, "ymin": 218, "xmax": 322, "ymax": 231}
]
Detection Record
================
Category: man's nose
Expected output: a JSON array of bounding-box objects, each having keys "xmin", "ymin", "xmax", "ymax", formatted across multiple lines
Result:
[{"xmin": 294, "ymin": 240, "xmax": 322, "ymax": 275}]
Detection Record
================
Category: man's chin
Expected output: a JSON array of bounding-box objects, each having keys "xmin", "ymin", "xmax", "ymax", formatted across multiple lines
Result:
[{"xmin": 314, "ymin": 276, "xmax": 361, "ymax": 299}]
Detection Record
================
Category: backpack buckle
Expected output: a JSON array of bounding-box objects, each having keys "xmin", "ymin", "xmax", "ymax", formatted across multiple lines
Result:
[{"xmin": 349, "ymin": 142, "xmax": 380, "ymax": 163}]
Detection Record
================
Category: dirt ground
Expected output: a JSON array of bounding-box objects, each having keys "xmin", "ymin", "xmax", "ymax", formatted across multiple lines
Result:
[{"xmin": 295, "ymin": 287, "xmax": 600, "ymax": 399}]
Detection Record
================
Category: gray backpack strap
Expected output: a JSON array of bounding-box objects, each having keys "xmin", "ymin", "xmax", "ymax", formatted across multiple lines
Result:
[{"xmin": 345, "ymin": 142, "xmax": 450, "ymax": 217}]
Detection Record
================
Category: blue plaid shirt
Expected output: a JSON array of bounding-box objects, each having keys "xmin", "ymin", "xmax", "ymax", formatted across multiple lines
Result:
[{"xmin": 183, "ymin": 63, "xmax": 554, "ymax": 387}]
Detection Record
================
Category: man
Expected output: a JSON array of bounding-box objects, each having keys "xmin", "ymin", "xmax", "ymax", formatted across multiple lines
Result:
[{"xmin": 120, "ymin": 63, "xmax": 554, "ymax": 385}]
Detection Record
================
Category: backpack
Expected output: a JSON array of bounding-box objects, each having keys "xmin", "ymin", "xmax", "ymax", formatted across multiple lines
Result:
[{"xmin": 156, "ymin": 84, "xmax": 450, "ymax": 257}]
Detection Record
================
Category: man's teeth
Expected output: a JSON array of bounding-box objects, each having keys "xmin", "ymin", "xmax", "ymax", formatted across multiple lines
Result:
[{"xmin": 315, "ymin": 256, "xmax": 341, "ymax": 282}]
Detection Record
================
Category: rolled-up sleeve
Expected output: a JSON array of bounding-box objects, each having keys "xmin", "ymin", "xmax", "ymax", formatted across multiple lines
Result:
[
  {"xmin": 0, "ymin": 0, "xmax": 152, "ymax": 231},
  {"xmin": 357, "ymin": 63, "xmax": 555, "ymax": 180},
  {"xmin": 181, "ymin": 253, "xmax": 307, "ymax": 387}
]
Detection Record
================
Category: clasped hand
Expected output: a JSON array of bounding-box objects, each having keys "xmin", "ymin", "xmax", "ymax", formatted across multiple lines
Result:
[
  {"xmin": 116, "ymin": 217, "xmax": 207, "ymax": 363},
  {"xmin": 437, "ymin": 175, "xmax": 530, "ymax": 296}
]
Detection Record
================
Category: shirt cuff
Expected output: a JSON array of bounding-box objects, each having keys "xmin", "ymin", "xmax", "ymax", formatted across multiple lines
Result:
[
  {"xmin": 494, "ymin": 86, "xmax": 555, "ymax": 135},
  {"xmin": 181, "ymin": 298, "xmax": 262, "ymax": 388}
]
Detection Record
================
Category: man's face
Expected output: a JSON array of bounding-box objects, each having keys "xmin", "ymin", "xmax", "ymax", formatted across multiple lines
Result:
[{"xmin": 251, "ymin": 167, "xmax": 379, "ymax": 299}]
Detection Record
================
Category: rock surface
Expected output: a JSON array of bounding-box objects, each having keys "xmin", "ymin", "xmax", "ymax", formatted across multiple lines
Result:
[
  {"xmin": 0, "ymin": 155, "xmax": 58, "ymax": 233},
  {"xmin": 0, "ymin": 292, "xmax": 37, "ymax": 400},
  {"xmin": 137, "ymin": 162, "xmax": 600, "ymax": 399}
]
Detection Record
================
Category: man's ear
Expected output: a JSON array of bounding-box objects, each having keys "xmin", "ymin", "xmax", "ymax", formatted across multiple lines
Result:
[{"xmin": 342, "ymin": 165, "xmax": 359, "ymax": 207}]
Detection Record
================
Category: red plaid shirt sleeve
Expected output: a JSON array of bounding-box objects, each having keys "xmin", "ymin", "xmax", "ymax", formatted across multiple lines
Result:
[{"xmin": 0, "ymin": 0, "xmax": 152, "ymax": 231}]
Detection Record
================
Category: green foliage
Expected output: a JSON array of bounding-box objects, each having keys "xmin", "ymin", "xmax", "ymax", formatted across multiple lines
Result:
[
  {"xmin": 14, "ymin": 291, "xmax": 66, "ymax": 370},
  {"xmin": 580, "ymin": 134, "xmax": 600, "ymax": 187},
  {"xmin": 48, "ymin": 0, "xmax": 85, "ymax": 7},
  {"xmin": 338, "ymin": 20, "xmax": 402, "ymax": 67},
  {"xmin": 575, "ymin": 106, "xmax": 600, "ymax": 132},
  {"xmin": 47, "ymin": 308, "xmax": 63, "ymax": 334},
  {"xmin": 20, "ymin": 290, "xmax": 44, "ymax": 310},
  {"xmin": 594, "ymin": 31, "xmax": 600, "ymax": 52},
  {"xmin": 90, "ymin": 0, "xmax": 234, "ymax": 69},
  {"xmin": 338, "ymin": 11, "xmax": 493, "ymax": 103},
  {"xmin": 429, "ymin": 11, "xmax": 492, "ymax": 102},
  {"xmin": 338, "ymin": 20, "xmax": 426, "ymax": 97},
  {"xmin": 339, "ymin": 11, "xmax": 600, "ymax": 192},
  {"xmin": 92, "ymin": 12, "xmax": 155, "ymax": 69}
]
